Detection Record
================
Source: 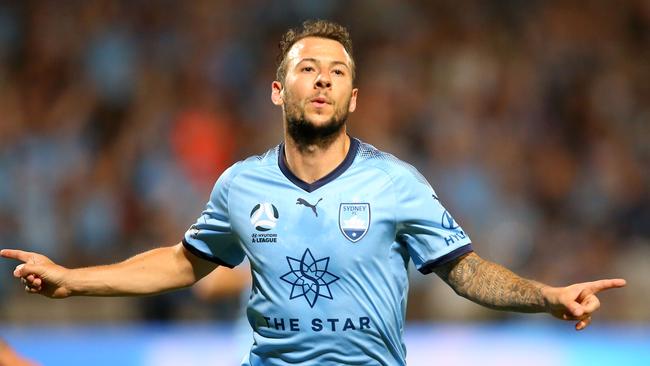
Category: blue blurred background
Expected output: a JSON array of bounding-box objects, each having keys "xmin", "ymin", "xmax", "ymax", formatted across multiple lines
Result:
[
  {"xmin": 2, "ymin": 323, "xmax": 649, "ymax": 365},
  {"xmin": 0, "ymin": 0, "xmax": 648, "ymax": 364}
]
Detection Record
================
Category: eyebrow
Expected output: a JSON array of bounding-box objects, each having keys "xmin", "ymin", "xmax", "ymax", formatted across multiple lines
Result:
[{"xmin": 297, "ymin": 58, "xmax": 350, "ymax": 70}]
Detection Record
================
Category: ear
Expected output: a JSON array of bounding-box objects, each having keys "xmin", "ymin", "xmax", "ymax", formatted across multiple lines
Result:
[
  {"xmin": 271, "ymin": 81, "xmax": 284, "ymax": 106},
  {"xmin": 348, "ymin": 88, "xmax": 358, "ymax": 113}
]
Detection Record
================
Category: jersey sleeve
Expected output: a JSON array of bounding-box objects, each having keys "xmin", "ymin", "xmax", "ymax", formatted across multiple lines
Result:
[
  {"xmin": 182, "ymin": 164, "xmax": 245, "ymax": 268},
  {"xmin": 393, "ymin": 167, "xmax": 473, "ymax": 274}
]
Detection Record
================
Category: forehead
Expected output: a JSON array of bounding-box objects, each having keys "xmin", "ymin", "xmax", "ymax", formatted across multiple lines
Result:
[{"xmin": 286, "ymin": 37, "xmax": 352, "ymax": 67}]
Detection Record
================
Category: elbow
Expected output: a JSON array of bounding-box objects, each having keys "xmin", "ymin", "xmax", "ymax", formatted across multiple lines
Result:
[
  {"xmin": 175, "ymin": 242, "xmax": 218, "ymax": 287},
  {"xmin": 172, "ymin": 244, "xmax": 202, "ymax": 288}
]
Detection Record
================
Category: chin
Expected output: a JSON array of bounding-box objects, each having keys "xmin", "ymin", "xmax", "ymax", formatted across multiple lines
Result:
[{"xmin": 305, "ymin": 114, "xmax": 335, "ymax": 126}]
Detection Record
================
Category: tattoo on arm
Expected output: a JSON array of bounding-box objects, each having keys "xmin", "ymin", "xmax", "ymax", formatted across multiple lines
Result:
[{"xmin": 433, "ymin": 252, "xmax": 547, "ymax": 313}]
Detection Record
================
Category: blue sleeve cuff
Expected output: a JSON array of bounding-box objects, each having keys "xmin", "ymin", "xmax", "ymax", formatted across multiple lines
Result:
[
  {"xmin": 418, "ymin": 244, "xmax": 474, "ymax": 275},
  {"xmin": 182, "ymin": 239, "xmax": 236, "ymax": 268}
]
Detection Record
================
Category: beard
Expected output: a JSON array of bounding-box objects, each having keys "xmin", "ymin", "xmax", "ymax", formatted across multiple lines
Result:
[{"xmin": 284, "ymin": 93, "xmax": 350, "ymax": 152}]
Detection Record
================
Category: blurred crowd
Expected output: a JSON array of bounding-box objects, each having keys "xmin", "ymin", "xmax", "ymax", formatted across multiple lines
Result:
[{"xmin": 0, "ymin": 0, "xmax": 648, "ymax": 324}]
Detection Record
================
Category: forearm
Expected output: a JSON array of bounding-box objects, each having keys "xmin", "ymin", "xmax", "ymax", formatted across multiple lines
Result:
[
  {"xmin": 67, "ymin": 243, "xmax": 206, "ymax": 296},
  {"xmin": 435, "ymin": 252, "xmax": 548, "ymax": 313}
]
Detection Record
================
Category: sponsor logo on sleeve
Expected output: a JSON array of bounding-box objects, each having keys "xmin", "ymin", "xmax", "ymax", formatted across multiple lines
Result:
[
  {"xmin": 441, "ymin": 210, "xmax": 460, "ymax": 230},
  {"xmin": 441, "ymin": 210, "xmax": 468, "ymax": 245}
]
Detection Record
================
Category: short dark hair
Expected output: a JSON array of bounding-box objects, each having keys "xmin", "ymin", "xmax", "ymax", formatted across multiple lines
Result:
[{"xmin": 276, "ymin": 19, "xmax": 355, "ymax": 84}]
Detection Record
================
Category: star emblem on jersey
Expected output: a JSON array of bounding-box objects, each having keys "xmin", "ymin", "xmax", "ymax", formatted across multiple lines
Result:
[{"xmin": 280, "ymin": 248, "xmax": 340, "ymax": 308}]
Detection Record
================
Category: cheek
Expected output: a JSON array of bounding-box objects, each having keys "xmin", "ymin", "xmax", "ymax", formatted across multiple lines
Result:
[
  {"xmin": 288, "ymin": 75, "xmax": 312, "ymax": 91},
  {"xmin": 336, "ymin": 91, "xmax": 354, "ymax": 111}
]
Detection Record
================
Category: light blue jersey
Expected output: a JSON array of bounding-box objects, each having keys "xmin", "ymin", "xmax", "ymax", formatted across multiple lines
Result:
[{"xmin": 183, "ymin": 137, "xmax": 473, "ymax": 365}]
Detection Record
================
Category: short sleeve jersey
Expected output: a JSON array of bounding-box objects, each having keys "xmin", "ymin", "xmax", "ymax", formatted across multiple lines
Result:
[{"xmin": 183, "ymin": 137, "xmax": 473, "ymax": 365}]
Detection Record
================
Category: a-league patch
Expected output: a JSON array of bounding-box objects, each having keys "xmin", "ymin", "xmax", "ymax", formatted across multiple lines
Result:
[{"xmin": 339, "ymin": 203, "xmax": 370, "ymax": 242}]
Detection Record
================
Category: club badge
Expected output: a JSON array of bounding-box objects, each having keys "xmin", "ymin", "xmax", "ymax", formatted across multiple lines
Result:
[{"xmin": 339, "ymin": 203, "xmax": 370, "ymax": 243}]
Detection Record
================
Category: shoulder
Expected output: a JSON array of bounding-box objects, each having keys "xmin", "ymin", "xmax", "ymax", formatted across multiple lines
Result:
[
  {"xmin": 211, "ymin": 145, "xmax": 279, "ymax": 195},
  {"xmin": 221, "ymin": 145, "xmax": 280, "ymax": 182},
  {"xmin": 354, "ymin": 139, "xmax": 432, "ymax": 189}
]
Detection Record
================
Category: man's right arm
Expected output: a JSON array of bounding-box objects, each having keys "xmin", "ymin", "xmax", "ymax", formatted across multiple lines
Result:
[{"xmin": 0, "ymin": 243, "xmax": 218, "ymax": 298}]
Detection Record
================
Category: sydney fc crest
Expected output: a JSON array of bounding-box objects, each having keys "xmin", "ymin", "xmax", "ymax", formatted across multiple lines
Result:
[{"xmin": 339, "ymin": 203, "xmax": 370, "ymax": 242}]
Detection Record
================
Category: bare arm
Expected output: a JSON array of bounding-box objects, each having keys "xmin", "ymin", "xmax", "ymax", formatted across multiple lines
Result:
[
  {"xmin": 433, "ymin": 252, "xmax": 546, "ymax": 313},
  {"xmin": 434, "ymin": 252, "xmax": 626, "ymax": 330},
  {"xmin": 1, "ymin": 243, "xmax": 217, "ymax": 298}
]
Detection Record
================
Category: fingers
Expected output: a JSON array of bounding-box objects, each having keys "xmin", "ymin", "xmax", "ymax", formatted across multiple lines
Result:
[
  {"xmin": 552, "ymin": 278, "xmax": 624, "ymax": 330},
  {"xmin": 562, "ymin": 311, "xmax": 586, "ymax": 321},
  {"xmin": 565, "ymin": 300, "xmax": 585, "ymax": 318},
  {"xmin": 22, "ymin": 279, "xmax": 42, "ymax": 293},
  {"xmin": 564, "ymin": 294, "xmax": 601, "ymax": 330},
  {"xmin": 20, "ymin": 272, "xmax": 43, "ymax": 292},
  {"xmin": 576, "ymin": 315, "xmax": 592, "ymax": 331},
  {"xmin": 0, "ymin": 249, "xmax": 35, "ymax": 263},
  {"xmin": 565, "ymin": 279, "xmax": 623, "ymax": 315},
  {"xmin": 21, "ymin": 275, "xmax": 42, "ymax": 288},
  {"xmin": 25, "ymin": 285, "xmax": 41, "ymax": 294},
  {"xmin": 588, "ymin": 278, "xmax": 627, "ymax": 294},
  {"xmin": 581, "ymin": 294, "xmax": 601, "ymax": 314}
]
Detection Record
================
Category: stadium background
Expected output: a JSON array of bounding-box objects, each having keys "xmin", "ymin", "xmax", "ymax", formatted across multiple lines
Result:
[{"xmin": 0, "ymin": 1, "xmax": 648, "ymax": 364}]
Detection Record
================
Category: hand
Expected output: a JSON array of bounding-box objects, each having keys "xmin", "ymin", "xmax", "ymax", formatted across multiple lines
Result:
[
  {"xmin": 1, "ymin": 249, "xmax": 72, "ymax": 298},
  {"xmin": 542, "ymin": 278, "xmax": 626, "ymax": 331}
]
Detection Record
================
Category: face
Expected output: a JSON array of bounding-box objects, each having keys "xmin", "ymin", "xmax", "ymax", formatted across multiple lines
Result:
[{"xmin": 272, "ymin": 37, "xmax": 358, "ymax": 147}]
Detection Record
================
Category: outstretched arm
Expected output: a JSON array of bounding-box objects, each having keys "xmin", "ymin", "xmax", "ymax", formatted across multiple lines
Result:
[
  {"xmin": 433, "ymin": 252, "xmax": 626, "ymax": 330},
  {"xmin": 1, "ymin": 243, "xmax": 217, "ymax": 298}
]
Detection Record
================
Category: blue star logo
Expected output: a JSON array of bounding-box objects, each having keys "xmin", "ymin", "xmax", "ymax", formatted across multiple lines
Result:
[{"xmin": 280, "ymin": 248, "xmax": 340, "ymax": 308}]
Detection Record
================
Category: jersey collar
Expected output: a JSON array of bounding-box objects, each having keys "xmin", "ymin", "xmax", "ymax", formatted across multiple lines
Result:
[{"xmin": 278, "ymin": 136, "xmax": 359, "ymax": 193}]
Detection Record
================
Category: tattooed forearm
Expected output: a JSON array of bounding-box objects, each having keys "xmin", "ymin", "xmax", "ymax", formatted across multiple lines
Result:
[{"xmin": 434, "ymin": 252, "xmax": 547, "ymax": 313}]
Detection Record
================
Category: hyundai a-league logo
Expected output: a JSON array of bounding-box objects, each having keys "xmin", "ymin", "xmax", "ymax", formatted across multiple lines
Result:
[
  {"xmin": 188, "ymin": 224, "xmax": 200, "ymax": 238},
  {"xmin": 339, "ymin": 203, "xmax": 370, "ymax": 242},
  {"xmin": 441, "ymin": 210, "xmax": 460, "ymax": 230},
  {"xmin": 250, "ymin": 202, "xmax": 279, "ymax": 231},
  {"xmin": 280, "ymin": 248, "xmax": 340, "ymax": 308}
]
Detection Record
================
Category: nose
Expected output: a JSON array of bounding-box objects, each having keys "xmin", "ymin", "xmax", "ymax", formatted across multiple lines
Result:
[{"xmin": 315, "ymin": 72, "xmax": 332, "ymax": 89}]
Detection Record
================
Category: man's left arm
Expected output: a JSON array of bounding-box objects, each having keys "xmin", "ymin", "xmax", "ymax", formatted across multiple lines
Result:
[{"xmin": 433, "ymin": 252, "xmax": 626, "ymax": 330}]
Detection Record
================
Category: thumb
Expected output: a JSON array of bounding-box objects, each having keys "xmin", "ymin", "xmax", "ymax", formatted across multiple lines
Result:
[{"xmin": 13, "ymin": 263, "xmax": 46, "ymax": 278}]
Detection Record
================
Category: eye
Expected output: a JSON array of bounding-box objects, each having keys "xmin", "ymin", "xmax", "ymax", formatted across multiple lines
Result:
[
  {"xmin": 333, "ymin": 69, "xmax": 345, "ymax": 76},
  {"xmin": 302, "ymin": 66, "xmax": 315, "ymax": 72}
]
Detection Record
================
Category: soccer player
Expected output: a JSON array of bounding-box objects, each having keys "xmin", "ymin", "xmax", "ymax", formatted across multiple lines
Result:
[{"xmin": 2, "ymin": 20, "xmax": 626, "ymax": 365}]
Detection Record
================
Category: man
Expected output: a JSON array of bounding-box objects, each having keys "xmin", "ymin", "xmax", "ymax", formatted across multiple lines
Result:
[{"xmin": 1, "ymin": 20, "xmax": 625, "ymax": 365}]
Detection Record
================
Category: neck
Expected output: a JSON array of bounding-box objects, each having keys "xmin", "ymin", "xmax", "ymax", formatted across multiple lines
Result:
[{"xmin": 283, "ymin": 130, "xmax": 350, "ymax": 184}]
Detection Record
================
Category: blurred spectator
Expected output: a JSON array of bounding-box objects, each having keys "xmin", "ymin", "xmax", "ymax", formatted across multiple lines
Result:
[{"xmin": 0, "ymin": 339, "xmax": 36, "ymax": 366}]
